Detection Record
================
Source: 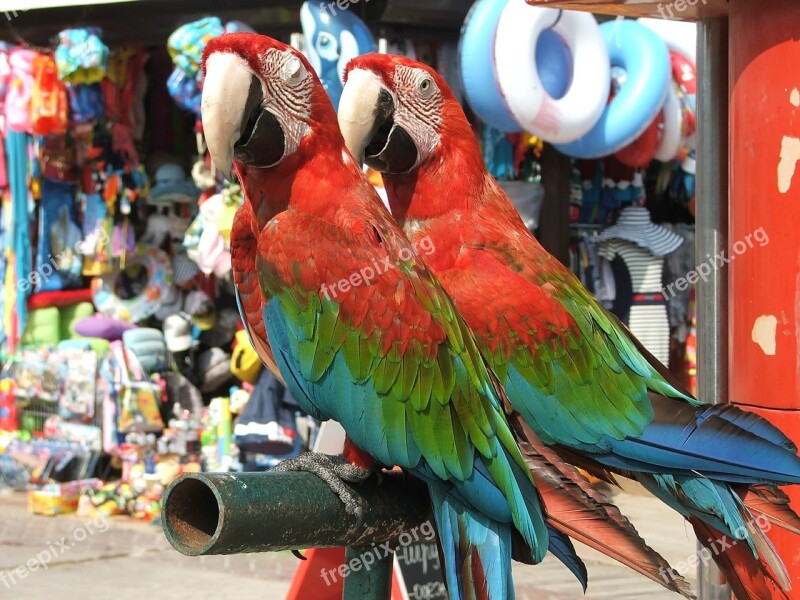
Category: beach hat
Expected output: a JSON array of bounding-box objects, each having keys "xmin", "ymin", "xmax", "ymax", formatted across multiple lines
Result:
[
  {"xmin": 200, "ymin": 307, "xmax": 239, "ymax": 348},
  {"xmin": 123, "ymin": 328, "xmax": 168, "ymax": 374},
  {"xmin": 149, "ymin": 163, "xmax": 199, "ymax": 205},
  {"xmin": 167, "ymin": 17, "xmax": 224, "ymax": 77},
  {"xmin": 196, "ymin": 225, "xmax": 231, "ymax": 278},
  {"xmin": 55, "ymin": 28, "xmax": 109, "ymax": 85},
  {"xmin": 167, "ymin": 66, "xmax": 202, "ymax": 118},
  {"xmin": 596, "ymin": 206, "xmax": 685, "ymax": 257}
]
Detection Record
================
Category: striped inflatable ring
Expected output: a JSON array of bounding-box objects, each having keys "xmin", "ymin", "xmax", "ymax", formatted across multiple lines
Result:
[{"xmin": 495, "ymin": 2, "xmax": 609, "ymax": 143}]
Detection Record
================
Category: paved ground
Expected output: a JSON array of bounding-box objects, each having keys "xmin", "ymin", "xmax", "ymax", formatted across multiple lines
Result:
[{"xmin": 0, "ymin": 481, "xmax": 698, "ymax": 599}]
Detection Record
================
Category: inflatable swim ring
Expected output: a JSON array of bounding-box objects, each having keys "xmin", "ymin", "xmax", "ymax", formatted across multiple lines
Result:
[
  {"xmin": 495, "ymin": 2, "xmax": 609, "ymax": 143},
  {"xmin": 459, "ymin": 0, "xmax": 522, "ymax": 132},
  {"xmin": 91, "ymin": 245, "xmax": 174, "ymax": 323},
  {"xmin": 555, "ymin": 19, "xmax": 670, "ymax": 159},
  {"xmin": 654, "ymin": 81, "xmax": 682, "ymax": 162},
  {"xmin": 616, "ymin": 110, "xmax": 665, "ymax": 168},
  {"xmin": 638, "ymin": 18, "xmax": 696, "ymax": 63}
]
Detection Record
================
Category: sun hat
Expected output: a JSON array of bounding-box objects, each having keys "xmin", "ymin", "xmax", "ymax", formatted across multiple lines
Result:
[
  {"xmin": 74, "ymin": 314, "xmax": 135, "ymax": 340},
  {"xmin": 163, "ymin": 313, "xmax": 193, "ymax": 353},
  {"xmin": 123, "ymin": 328, "xmax": 168, "ymax": 374},
  {"xmin": 149, "ymin": 163, "xmax": 199, "ymax": 205},
  {"xmin": 200, "ymin": 307, "xmax": 239, "ymax": 348},
  {"xmin": 196, "ymin": 225, "xmax": 231, "ymax": 278},
  {"xmin": 596, "ymin": 206, "xmax": 684, "ymax": 257}
]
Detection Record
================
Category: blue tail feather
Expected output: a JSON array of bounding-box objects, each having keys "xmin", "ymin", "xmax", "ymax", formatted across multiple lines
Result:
[
  {"xmin": 602, "ymin": 405, "xmax": 800, "ymax": 485},
  {"xmin": 430, "ymin": 483, "xmax": 514, "ymax": 600},
  {"xmin": 546, "ymin": 524, "xmax": 588, "ymax": 591}
]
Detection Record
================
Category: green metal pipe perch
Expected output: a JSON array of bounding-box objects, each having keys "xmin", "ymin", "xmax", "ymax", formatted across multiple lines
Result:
[{"xmin": 161, "ymin": 471, "xmax": 431, "ymax": 556}]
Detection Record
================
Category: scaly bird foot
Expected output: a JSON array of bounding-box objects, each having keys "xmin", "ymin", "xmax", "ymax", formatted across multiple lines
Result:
[{"xmin": 271, "ymin": 452, "xmax": 372, "ymax": 532}]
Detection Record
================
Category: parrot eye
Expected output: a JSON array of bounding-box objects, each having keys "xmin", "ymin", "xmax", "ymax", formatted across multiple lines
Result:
[
  {"xmin": 418, "ymin": 76, "xmax": 434, "ymax": 98},
  {"xmin": 282, "ymin": 55, "xmax": 306, "ymax": 86}
]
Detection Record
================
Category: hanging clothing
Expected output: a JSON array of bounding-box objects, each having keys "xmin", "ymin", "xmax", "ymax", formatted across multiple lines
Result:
[
  {"xmin": 662, "ymin": 223, "xmax": 696, "ymax": 340},
  {"xmin": 6, "ymin": 130, "xmax": 32, "ymax": 350},
  {"xmin": 233, "ymin": 368, "xmax": 299, "ymax": 457},
  {"xmin": 598, "ymin": 240, "xmax": 672, "ymax": 367},
  {"xmin": 0, "ymin": 192, "xmax": 5, "ymax": 346}
]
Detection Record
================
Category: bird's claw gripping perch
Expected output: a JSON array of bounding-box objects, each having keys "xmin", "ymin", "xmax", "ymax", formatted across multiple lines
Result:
[{"xmin": 271, "ymin": 452, "xmax": 371, "ymax": 533}]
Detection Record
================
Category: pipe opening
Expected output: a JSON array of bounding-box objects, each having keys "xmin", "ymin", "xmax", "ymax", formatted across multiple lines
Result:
[{"xmin": 164, "ymin": 478, "xmax": 220, "ymax": 552}]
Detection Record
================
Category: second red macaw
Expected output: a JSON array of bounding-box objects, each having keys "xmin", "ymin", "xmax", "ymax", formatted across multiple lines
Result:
[{"xmin": 339, "ymin": 53, "xmax": 800, "ymax": 600}]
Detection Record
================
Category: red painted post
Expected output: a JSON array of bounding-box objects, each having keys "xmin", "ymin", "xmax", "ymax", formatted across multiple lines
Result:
[{"xmin": 729, "ymin": 0, "xmax": 800, "ymax": 593}]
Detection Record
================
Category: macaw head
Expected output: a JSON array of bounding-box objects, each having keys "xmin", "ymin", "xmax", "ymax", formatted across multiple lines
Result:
[
  {"xmin": 300, "ymin": 1, "xmax": 376, "ymax": 110},
  {"xmin": 338, "ymin": 53, "xmax": 478, "ymax": 177},
  {"xmin": 201, "ymin": 33, "xmax": 339, "ymax": 184}
]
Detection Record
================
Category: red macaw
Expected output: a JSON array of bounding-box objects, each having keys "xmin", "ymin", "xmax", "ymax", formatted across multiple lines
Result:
[
  {"xmin": 201, "ymin": 32, "xmax": 598, "ymax": 600},
  {"xmin": 339, "ymin": 53, "xmax": 800, "ymax": 600}
]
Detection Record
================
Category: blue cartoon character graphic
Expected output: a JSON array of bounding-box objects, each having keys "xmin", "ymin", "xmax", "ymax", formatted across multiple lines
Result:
[{"xmin": 300, "ymin": 1, "xmax": 376, "ymax": 109}]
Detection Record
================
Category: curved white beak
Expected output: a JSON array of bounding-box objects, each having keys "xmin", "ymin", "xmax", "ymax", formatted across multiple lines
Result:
[
  {"xmin": 202, "ymin": 52, "xmax": 255, "ymax": 181},
  {"xmin": 338, "ymin": 68, "xmax": 387, "ymax": 164}
]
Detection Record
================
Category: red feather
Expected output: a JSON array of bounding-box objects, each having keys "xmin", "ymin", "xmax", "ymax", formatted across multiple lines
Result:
[
  {"xmin": 737, "ymin": 485, "xmax": 800, "ymax": 536},
  {"xmin": 230, "ymin": 200, "xmax": 284, "ymax": 382},
  {"xmin": 508, "ymin": 414, "xmax": 694, "ymax": 598},
  {"xmin": 690, "ymin": 517, "xmax": 790, "ymax": 600}
]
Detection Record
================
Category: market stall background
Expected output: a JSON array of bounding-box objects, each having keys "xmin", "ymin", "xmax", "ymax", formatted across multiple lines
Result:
[{"xmin": 0, "ymin": 0, "xmax": 699, "ymax": 559}]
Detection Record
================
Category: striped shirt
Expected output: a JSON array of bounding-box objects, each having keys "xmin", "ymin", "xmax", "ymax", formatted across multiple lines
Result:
[{"xmin": 597, "ymin": 240, "xmax": 671, "ymax": 367}]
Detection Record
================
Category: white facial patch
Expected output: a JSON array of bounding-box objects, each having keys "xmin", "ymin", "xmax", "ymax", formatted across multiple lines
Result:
[{"xmin": 393, "ymin": 65, "xmax": 442, "ymax": 168}]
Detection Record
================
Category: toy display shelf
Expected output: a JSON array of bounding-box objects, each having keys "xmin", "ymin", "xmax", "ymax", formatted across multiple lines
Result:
[{"xmin": 523, "ymin": 0, "xmax": 728, "ymax": 21}]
